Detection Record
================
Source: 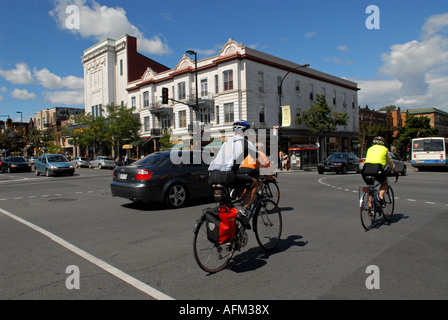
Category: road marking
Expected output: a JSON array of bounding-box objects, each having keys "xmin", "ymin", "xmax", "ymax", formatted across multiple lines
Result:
[
  {"xmin": 318, "ymin": 177, "xmax": 444, "ymax": 207},
  {"xmin": 0, "ymin": 207, "xmax": 174, "ymax": 301}
]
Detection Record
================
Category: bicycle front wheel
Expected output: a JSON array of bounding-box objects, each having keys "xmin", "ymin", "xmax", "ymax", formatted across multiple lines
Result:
[
  {"xmin": 360, "ymin": 190, "xmax": 376, "ymax": 230},
  {"xmin": 262, "ymin": 180, "xmax": 280, "ymax": 205},
  {"xmin": 193, "ymin": 218, "xmax": 235, "ymax": 273},
  {"xmin": 382, "ymin": 185, "xmax": 395, "ymax": 222},
  {"xmin": 254, "ymin": 199, "xmax": 282, "ymax": 250}
]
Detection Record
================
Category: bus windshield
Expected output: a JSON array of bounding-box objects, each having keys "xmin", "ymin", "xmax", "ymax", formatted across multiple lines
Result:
[{"xmin": 413, "ymin": 139, "xmax": 445, "ymax": 152}]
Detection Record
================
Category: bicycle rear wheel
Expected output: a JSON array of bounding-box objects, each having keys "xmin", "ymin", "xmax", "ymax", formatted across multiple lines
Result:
[
  {"xmin": 360, "ymin": 190, "xmax": 376, "ymax": 231},
  {"xmin": 382, "ymin": 185, "xmax": 395, "ymax": 222},
  {"xmin": 193, "ymin": 218, "xmax": 235, "ymax": 273},
  {"xmin": 262, "ymin": 180, "xmax": 280, "ymax": 205},
  {"xmin": 254, "ymin": 199, "xmax": 282, "ymax": 250}
]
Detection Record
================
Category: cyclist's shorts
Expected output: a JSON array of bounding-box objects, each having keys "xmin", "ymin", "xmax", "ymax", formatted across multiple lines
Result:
[{"xmin": 362, "ymin": 163, "xmax": 387, "ymax": 185}]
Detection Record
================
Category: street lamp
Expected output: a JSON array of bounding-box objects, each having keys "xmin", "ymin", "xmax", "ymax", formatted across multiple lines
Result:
[
  {"xmin": 16, "ymin": 111, "xmax": 23, "ymax": 156},
  {"xmin": 185, "ymin": 50, "xmax": 199, "ymax": 113},
  {"xmin": 277, "ymin": 64, "xmax": 310, "ymax": 169}
]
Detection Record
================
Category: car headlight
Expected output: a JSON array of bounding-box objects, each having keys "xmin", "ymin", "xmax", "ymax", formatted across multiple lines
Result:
[
  {"xmin": 69, "ymin": 165, "xmax": 73, "ymax": 168},
  {"xmin": 11, "ymin": 164, "xmax": 16, "ymax": 167}
]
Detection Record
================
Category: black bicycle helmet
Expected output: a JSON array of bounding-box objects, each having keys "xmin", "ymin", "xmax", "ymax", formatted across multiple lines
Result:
[{"xmin": 233, "ymin": 120, "xmax": 250, "ymax": 132}]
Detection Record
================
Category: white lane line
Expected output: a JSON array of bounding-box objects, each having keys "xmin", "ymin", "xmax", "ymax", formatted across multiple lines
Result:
[{"xmin": 0, "ymin": 207, "xmax": 174, "ymax": 300}]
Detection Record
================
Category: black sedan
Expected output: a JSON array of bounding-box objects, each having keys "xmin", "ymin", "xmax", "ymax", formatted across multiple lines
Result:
[
  {"xmin": 317, "ymin": 153, "xmax": 361, "ymax": 174},
  {"xmin": 111, "ymin": 151, "xmax": 213, "ymax": 208},
  {"xmin": 1, "ymin": 156, "xmax": 32, "ymax": 173}
]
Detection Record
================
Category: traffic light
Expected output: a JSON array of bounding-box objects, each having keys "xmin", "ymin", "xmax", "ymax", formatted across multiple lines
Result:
[
  {"xmin": 6, "ymin": 118, "xmax": 12, "ymax": 128},
  {"xmin": 162, "ymin": 87, "xmax": 169, "ymax": 104}
]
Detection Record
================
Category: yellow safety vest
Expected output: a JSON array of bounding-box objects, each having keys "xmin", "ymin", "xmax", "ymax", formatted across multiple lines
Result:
[{"xmin": 365, "ymin": 145, "xmax": 388, "ymax": 167}]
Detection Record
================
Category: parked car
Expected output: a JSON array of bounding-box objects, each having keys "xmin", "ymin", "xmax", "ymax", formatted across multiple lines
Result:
[
  {"xmin": 89, "ymin": 156, "xmax": 115, "ymax": 169},
  {"xmin": 1, "ymin": 156, "xmax": 32, "ymax": 173},
  {"xmin": 317, "ymin": 153, "xmax": 361, "ymax": 174},
  {"xmin": 110, "ymin": 151, "xmax": 213, "ymax": 208},
  {"xmin": 359, "ymin": 152, "xmax": 407, "ymax": 176},
  {"xmin": 35, "ymin": 154, "xmax": 75, "ymax": 177},
  {"xmin": 71, "ymin": 156, "xmax": 90, "ymax": 168}
]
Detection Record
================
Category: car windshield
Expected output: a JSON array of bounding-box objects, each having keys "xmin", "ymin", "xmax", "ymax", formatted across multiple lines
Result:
[
  {"xmin": 133, "ymin": 153, "xmax": 170, "ymax": 166},
  {"xmin": 102, "ymin": 157, "xmax": 113, "ymax": 160},
  {"xmin": 80, "ymin": 157, "xmax": 89, "ymax": 161},
  {"xmin": 48, "ymin": 155, "xmax": 68, "ymax": 162},
  {"xmin": 327, "ymin": 154, "xmax": 349, "ymax": 160},
  {"xmin": 9, "ymin": 157, "xmax": 26, "ymax": 162}
]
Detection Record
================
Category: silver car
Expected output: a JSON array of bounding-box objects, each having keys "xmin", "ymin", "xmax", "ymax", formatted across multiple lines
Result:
[
  {"xmin": 71, "ymin": 157, "xmax": 90, "ymax": 168},
  {"xmin": 89, "ymin": 156, "xmax": 115, "ymax": 169}
]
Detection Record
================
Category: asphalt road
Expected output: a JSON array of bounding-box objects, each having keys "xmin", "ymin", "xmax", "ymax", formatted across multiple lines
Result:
[{"xmin": 1, "ymin": 166, "xmax": 447, "ymax": 302}]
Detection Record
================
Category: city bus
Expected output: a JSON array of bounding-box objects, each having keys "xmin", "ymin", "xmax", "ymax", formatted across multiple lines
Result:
[{"xmin": 411, "ymin": 137, "xmax": 448, "ymax": 170}]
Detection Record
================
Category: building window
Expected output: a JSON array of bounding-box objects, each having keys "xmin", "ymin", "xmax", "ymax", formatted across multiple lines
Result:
[
  {"xmin": 258, "ymin": 71, "xmax": 264, "ymax": 92},
  {"xmin": 143, "ymin": 116, "xmax": 150, "ymax": 132},
  {"xmin": 179, "ymin": 110, "xmax": 187, "ymax": 128},
  {"xmin": 332, "ymin": 90, "xmax": 336, "ymax": 105},
  {"xmin": 215, "ymin": 75, "xmax": 219, "ymax": 94},
  {"xmin": 161, "ymin": 114, "xmax": 170, "ymax": 129},
  {"xmin": 200, "ymin": 107, "xmax": 210, "ymax": 123},
  {"xmin": 120, "ymin": 59, "xmax": 123, "ymax": 76},
  {"xmin": 295, "ymin": 80, "xmax": 300, "ymax": 92},
  {"xmin": 352, "ymin": 95, "xmax": 355, "ymax": 108},
  {"xmin": 343, "ymin": 93, "xmax": 347, "ymax": 107},
  {"xmin": 259, "ymin": 103, "xmax": 265, "ymax": 123},
  {"xmin": 201, "ymin": 79, "xmax": 208, "ymax": 97},
  {"xmin": 131, "ymin": 96, "xmax": 136, "ymax": 108},
  {"xmin": 178, "ymin": 82, "xmax": 186, "ymax": 100},
  {"xmin": 309, "ymin": 84, "xmax": 314, "ymax": 100},
  {"xmin": 224, "ymin": 103, "xmax": 234, "ymax": 123},
  {"xmin": 215, "ymin": 105, "xmax": 220, "ymax": 124},
  {"xmin": 143, "ymin": 91, "xmax": 149, "ymax": 107},
  {"xmin": 223, "ymin": 70, "xmax": 233, "ymax": 91}
]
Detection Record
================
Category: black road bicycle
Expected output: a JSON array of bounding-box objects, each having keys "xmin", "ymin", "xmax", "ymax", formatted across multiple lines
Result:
[
  {"xmin": 193, "ymin": 179, "xmax": 282, "ymax": 273},
  {"xmin": 359, "ymin": 174, "xmax": 398, "ymax": 231}
]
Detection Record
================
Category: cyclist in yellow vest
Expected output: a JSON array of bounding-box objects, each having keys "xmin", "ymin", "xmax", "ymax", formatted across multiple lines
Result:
[{"xmin": 362, "ymin": 136, "xmax": 398, "ymax": 202}]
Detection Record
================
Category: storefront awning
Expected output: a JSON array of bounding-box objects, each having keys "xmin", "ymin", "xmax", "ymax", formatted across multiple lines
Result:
[{"xmin": 289, "ymin": 144, "xmax": 318, "ymax": 151}]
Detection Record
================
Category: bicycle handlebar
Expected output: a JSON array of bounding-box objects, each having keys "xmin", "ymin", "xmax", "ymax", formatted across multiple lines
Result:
[{"xmin": 394, "ymin": 171, "xmax": 399, "ymax": 183}]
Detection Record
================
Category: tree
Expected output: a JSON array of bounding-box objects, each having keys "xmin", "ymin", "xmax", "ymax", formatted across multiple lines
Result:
[
  {"xmin": 296, "ymin": 94, "xmax": 348, "ymax": 159},
  {"xmin": 104, "ymin": 105, "xmax": 141, "ymax": 158},
  {"xmin": 396, "ymin": 114, "xmax": 438, "ymax": 158}
]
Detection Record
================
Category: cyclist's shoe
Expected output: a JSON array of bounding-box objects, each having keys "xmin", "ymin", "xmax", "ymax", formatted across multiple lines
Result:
[
  {"xmin": 378, "ymin": 197, "xmax": 386, "ymax": 207},
  {"xmin": 237, "ymin": 210, "xmax": 251, "ymax": 230}
]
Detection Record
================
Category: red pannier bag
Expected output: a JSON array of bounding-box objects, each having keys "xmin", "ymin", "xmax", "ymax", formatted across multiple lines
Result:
[{"xmin": 205, "ymin": 207, "xmax": 238, "ymax": 244}]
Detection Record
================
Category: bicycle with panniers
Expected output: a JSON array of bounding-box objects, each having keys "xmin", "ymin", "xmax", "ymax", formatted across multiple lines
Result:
[{"xmin": 193, "ymin": 177, "xmax": 282, "ymax": 273}]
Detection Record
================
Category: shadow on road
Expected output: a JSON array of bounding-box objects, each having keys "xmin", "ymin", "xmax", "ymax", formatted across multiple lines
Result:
[{"xmin": 228, "ymin": 235, "xmax": 308, "ymax": 273}]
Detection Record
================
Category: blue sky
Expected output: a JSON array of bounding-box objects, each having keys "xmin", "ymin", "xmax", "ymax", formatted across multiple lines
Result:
[{"xmin": 1, "ymin": 0, "xmax": 447, "ymax": 122}]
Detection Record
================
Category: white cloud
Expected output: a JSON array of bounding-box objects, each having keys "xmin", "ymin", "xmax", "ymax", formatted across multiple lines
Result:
[
  {"xmin": 355, "ymin": 12, "xmax": 448, "ymax": 112},
  {"xmin": 49, "ymin": 0, "xmax": 172, "ymax": 55},
  {"xmin": 43, "ymin": 90, "xmax": 84, "ymax": 105},
  {"xmin": 304, "ymin": 32, "xmax": 317, "ymax": 38},
  {"xmin": 0, "ymin": 63, "xmax": 34, "ymax": 84},
  {"xmin": 34, "ymin": 68, "xmax": 83, "ymax": 90},
  {"xmin": 11, "ymin": 89, "xmax": 36, "ymax": 100},
  {"xmin": 337, "ymin": 45, "xmax": 348, "ymax": 51}
]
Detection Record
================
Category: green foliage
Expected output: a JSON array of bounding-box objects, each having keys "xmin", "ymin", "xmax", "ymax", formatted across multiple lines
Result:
[
  {"xmin": 296, "ymin": 94, "xmax": 349, "ymax": 137},
  {"xmin": 397, "ymin": 114, "xmax": 438, "ymax": 144}
]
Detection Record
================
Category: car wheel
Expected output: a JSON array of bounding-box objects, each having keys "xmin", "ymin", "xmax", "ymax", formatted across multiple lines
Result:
[
  {"xmin": 401, "ymin": 166, "xmax": 406, "ymax": 176},
  {"xmin": 341, "ymin": 166, "xmax": 348, "ymax": 174},
  {"xmin": 46, "ymin": 169, "xmax": 51, "ymax": 177},
  {"xmin": 165, "ymin": 184, "xmax": 187, "ymax": 208},
  {"xmin": 318, "ymin": 169, "xmax": 324, "ymax": 174},
  {"xmin": 99, "ymin": 164, "xmax": 102, "ymax": 169},
  {"xmin": 35, "ymin": 168, "xmax": 39, "ymax": 176}
]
